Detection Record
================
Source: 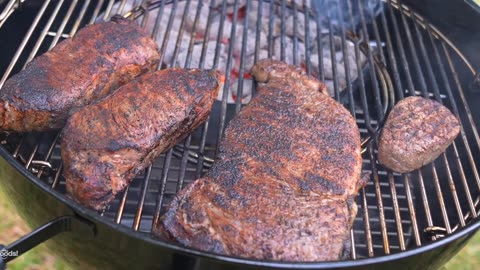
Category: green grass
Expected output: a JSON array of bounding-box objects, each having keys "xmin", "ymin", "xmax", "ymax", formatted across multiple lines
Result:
[
  {"xmin": 444, "ymin": 232, "xmax": 480, "ymax": 270},
  {"xmin": 0, "ymin": 192, "xmax": 478, "ymax": 269},
  {"xmin": 0, "ymin": 197, "xmax": 70, "ymax": 270}
]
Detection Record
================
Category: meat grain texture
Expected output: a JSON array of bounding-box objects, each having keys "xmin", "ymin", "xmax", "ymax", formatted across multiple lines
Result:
[
  {"xmin": 0, "ymin": 16, "xmax": 160, "ymax": 132},
  {"xmin": 378, "ymin": 96, "xmax": 460, "ymax": 173},
  {"xmin": 156, "ymin": 59, "xmax": 366, "ymax": 262},
  {"xmin": 61, "ymin": 68, "xmax": 222, "ymax": 211}
]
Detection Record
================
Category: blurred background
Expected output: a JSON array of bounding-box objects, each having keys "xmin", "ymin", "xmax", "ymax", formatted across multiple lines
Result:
[{"xmin": 1, "ymin": 192, "xmax": 479, "ymax": 269}]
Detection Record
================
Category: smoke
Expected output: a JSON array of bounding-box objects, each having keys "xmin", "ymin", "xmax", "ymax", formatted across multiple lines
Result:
[{"xmin": 311, "ymin": 0, "xmax": 383, "ymax": 30}]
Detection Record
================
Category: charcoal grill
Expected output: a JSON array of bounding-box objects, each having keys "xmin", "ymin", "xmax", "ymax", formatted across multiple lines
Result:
[{"xmin": 0, "ymin": 0, "xmax": 479, "ymax": 269}]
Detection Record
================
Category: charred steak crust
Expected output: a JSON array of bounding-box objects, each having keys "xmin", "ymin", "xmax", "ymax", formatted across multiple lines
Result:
[
  {"xmin": 0, "ymin": 16, "xmax": 160, "ymax": 132},
  {"xmin": 61, "ymin": 68, "xmax": 221, "ymax": 211},
  {"xmin": 378, "ymin": 96, "xmax": 461, "ymax": 173},
  {"xmin": 156, "ymin": 59, "xmax": 364, "ymax": 262}
]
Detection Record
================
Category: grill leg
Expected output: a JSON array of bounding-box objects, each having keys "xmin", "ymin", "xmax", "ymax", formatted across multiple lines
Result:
[
  {"xmin": 0, "ymin": 245, "xmax": 5, "ymax": 270},
  {"xmin": 0, "ymin": 216, "xmax": 95, "ymax": 267}
]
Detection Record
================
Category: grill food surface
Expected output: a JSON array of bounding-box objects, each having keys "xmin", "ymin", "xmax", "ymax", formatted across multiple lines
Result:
[
  {"xmin": 0, "ymin": 16, "xmax": 160, "ymax": 132},
  {"xmin": 156, "ymin": 59, "xmax": 366, "ymax": 261},
  {"xmin": 61, "ymin": 68, "xmax": 222, "ymax": 211},
  {"xmin": 378, "ymin": 96, "xmax": 461, "ymax": 173}
]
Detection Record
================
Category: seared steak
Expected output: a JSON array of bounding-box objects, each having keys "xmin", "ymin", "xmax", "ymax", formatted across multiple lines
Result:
[
  {"xmin": 378, "ymin": 96, "xmax": 460, "ymax": 173},
  {"xmin": 0, "ymin": 16, "xmax": 160, "ymax": 132},
  {"xmin": 155, "ymin": 59, "xmax": 365, "ymax": 261},
  {"xmin": 61, "ymin": 68, "xmax": 221, "ymax": 211}
]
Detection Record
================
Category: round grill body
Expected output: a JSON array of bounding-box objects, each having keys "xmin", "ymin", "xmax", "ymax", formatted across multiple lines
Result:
[{"xmin": 0, "ymin": 0, "xmax": 479, "ymax": 269}]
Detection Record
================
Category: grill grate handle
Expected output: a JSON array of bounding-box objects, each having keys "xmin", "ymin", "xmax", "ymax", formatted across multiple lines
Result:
[{"xmin": 0, "ymin": 215, "xmax": 95, "ymax": 269}]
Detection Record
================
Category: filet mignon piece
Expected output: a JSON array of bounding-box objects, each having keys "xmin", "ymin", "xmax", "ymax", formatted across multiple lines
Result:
[
  {"xmin": 61, "ymin": 68, "xmax": 222, "ymax": 211},
  {"xmin": 0, "ymin": 16, "xmax": 160, "ymax": 132},
  {"xmin": 378, "ymin": 96, "xmax": 461, "ymax": 173},
  {"xmin": 155, "ymin": 59, "xmax": 366, "ymax": 261}
]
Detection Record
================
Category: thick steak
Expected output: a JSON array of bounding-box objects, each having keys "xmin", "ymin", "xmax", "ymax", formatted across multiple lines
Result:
[
  {"xmin": 61, "ymin": 68, "xmax": 221, "ymax": 211},
  {"xmin": 378, "ymin": 96, "xmax": 460, "ymax": 173},
  {"xmin": 155, "ymin": 59, "xmax": 365, "ymax": 261},
  {"xmin": 0, "ymin": 16, "xmax": 160, "ymax": 132}
]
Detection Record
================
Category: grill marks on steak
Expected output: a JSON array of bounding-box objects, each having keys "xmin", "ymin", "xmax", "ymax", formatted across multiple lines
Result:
[
  {"xmin": 156, "ymin": 59, "xmax": 364, "ymax": 261},
  {"xmin": 0, "ymin": 16, "xmax": 160, "ymax": 132},
  {"xmin": 61, "ymin": 68, "xmax": 221, "ymax": 211},
  {"xmin": 378, "ymin": 96, "xmax": 461, "ymax": 173}
]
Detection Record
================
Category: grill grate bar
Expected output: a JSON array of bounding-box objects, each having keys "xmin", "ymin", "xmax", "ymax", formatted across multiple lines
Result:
[
  {"xmin": 133, "ymin": 166, "xmax": 152, "ymax": 231},
  {"xmin": 410, "ymin": 15, "xmax": 472, "ymax": 227},
  {"xmin": 36, "ymin": 133, "xmax": 60, "ymax": 178},
  {"xmin": 291, "ymin": 1, "xmax": 298, "ymax": 65},
  {"xmin": 417, "ymin": 171, "xmax": 434, "ymax": 226},
  {"xmin": 234, "ymin": 0, "xmax": 251, "ymax": 113},
  {"xmin": 172, "ymin": 0, "xmax": 194, "ymax": 193},
  {"xmin": 404, "ymin": 174, "xmax": 421, "ymax": 246},
  {"xmin": 346, "ymin": 7, "xmax": 372, "ymax": 133},
  {"xmin": 266, "ymin": 0, "xmax": 275, "ymax": 59},
  {"xmin": 115, "ymin": 186, "xmax": 130, "ymax": 224},
  {"xmin": 369, "ymin": 4, "xmax": 385, "ymax": 65},
  {"xmin": 49, "ymin": 0, "xmax": 78, "ymax": 50},
  {"xmin": 152, "ymin": 149, "xmax": 174, "ymax": 228},
  {"xmin": 174, "ymin": 0, "xmax": 209, "ymax": 197},
  {"xmin": 23, "ymin": 0, "xmax": 65, "ymax": 66},
  {"xmin": 146, "ymin": 0, "xmax": 180, "ymax": 226},
  {"xmin": 443, "ymin": 154, "xmax": 466, "ymax": 227},
  {"xmin": 388, "ymin": 173, "xmax": 406, "ymax": 250},
  {"xmin": 357, "ymin": 0, "xmax": 384, "ymax": 122},
  {"xmin": 368, "ymin": 141, "xmax": 390, "ymax": 254},
  {"xmin": 431, "ymin": 164, "xmax": 452, "ymax": 233},
  {"xmin": 379, "ymin": 2, "xmax": 402, "ymax": 100},
  {"xmin": 314, "ymin": 7, "xmax": 325, "ymax": 82},
  {"xmin": 337, "ymin": 0, "xmax": 356, "ymax": 116},
  {"xmin": 112, "ymin": 0, "xmax": 152, "ymax": 225},
  {"xmin": 399, "ymin": 4, "xmax": 466, "ymax": 232},
  {"xmin": 386, "ymin": 0, "xmax": 414, "ymax": 97},
  {"xmin": 12, "ymin": 137, "xmax": 24, "ymax": 158},
  {"xmin": 51, "ymin": 162, "xmax": 63, "ymax": 189},
  {"xmin": 25, "ymin": 144, "xmax": 39, "ymax": 170},
  {"xmin": 327, "ymin": 16, "xmax": 341, "ymax": 100},
  {"xmin": 302, "ymin": 0, "xmax": 311, "ymax": 75},
  {"xmin": 68, "ymin": 0, "xmax": 90, "ymax": 36},
  {"xmin": 193, "ymin": 0, "xmax": 216, "ymax": 178},
  {"xmin": 411, "ymin": 17, "xmax": 441, "ymax": 99},
  {"xmin": 216, "ymin": 0, "xmax": 241, "ymax": 159},
  {"xmin": 350, "ymin": 229, "xmax": 356, "ymax": 259},
  {"xmin": 253, "ymin": 0, "xmax": 264, "ymax": 75},
  {"xmin": 279, "ymin": 0, "xmax": 286, "ymax": 62},
  {"xmin": 157, "ymin": 0, "xmax": 178, "ymax": 67},
  {"xmin": 102, "ymin": 0, "xmax": 116, "ymax": 21},
  {"xmin": 118, "ymin": 0, "xmax": 136, "ymax": 15},
  {"xmin": 338, "ymin": 1, "xmax": 359, "ymax": 253},
  {"xmin": 212, "ymin": 0, "xmax": 228, "ymax": 69},
  {"xmin": 0, "ymin": 0, "xmax": 52, "ymax": 88},
  {"xmin": 440, "ymin": 42, "xmax": 480, "ymax": 194},
  {"xmin": 361, "ymin": 187, "xmax": 374, "ymax": 257},
  {"xmin": 169, "ymin": 0, "xmax": 190, "ymax": 67},
  {"xmin": 88, "ymin": 0, "xmax": 105, "ymax": 24},
  {"xmin": 11, "ymin": 0, "xmax": 85, "ymax": 191},
  {"xmin": 425, "ymin": 31, "xmax": 478, "ymax": 219},
  {"xmin": 398, "ymin": 7, "xmax": 428, "ymax": 97}
]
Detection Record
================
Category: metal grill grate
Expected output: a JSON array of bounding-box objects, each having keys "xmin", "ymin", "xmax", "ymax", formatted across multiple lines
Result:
[{"xmin": 0, "ymin": 0, "xmax": 479, "ymax": 262}]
